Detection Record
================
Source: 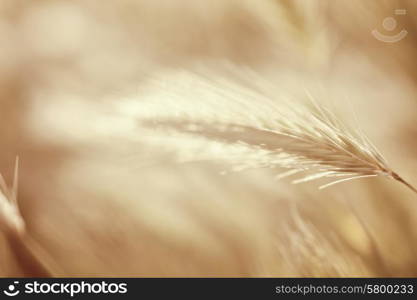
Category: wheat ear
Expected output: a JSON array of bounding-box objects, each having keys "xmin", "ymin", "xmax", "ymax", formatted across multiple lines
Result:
[{"xmin": 132, "ymin": 74, "xmax": 417, "ymax": 194}]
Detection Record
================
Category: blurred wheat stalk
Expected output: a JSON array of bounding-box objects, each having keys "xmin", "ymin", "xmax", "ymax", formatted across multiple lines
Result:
[
  {"xmin": 0, "ymin": 157, "xmax": 24, "ymax": 236},
  {"xmin": 0, "ymin": 158, "xmax": 61, "ymax": 277}
]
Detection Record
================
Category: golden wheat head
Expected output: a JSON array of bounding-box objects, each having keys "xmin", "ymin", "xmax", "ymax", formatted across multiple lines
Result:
[{"xmin": 124, "ymin": 70, "xmax": 417, "ymax": 194}]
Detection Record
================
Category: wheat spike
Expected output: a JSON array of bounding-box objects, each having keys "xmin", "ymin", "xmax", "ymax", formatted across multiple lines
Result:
[{"xmin": 126, "ymin": 70, "xmax": 417, "ymax": 194}]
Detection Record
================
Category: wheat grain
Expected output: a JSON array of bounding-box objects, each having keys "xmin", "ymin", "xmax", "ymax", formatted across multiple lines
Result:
[{"xmin": 127, "ymin": 70, "xmax": 417, "ymax": 194}]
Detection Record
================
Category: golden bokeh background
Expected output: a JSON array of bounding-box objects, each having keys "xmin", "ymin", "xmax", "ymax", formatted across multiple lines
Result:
[{"xmin": 1, "ymin": 0, "xmax": 417, "ymax": 277}]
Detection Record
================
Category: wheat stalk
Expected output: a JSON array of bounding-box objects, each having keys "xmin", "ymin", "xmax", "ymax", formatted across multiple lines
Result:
[
  {"xmin": 0, "ymin": 157, "xmax": 25, "ymax": 236},
  {"xmin": 0, "ymin": 157, "xmax": 61, "ymax": 276},
  {"xmin": 129, "ymin": 71, "xmax": 417, "ymax": 194}
]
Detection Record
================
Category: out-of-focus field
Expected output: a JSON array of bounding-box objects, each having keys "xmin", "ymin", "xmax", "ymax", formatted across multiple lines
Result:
[{"xmin": 1, "ymin": 0, "xmax": 417, "ymax": 276}]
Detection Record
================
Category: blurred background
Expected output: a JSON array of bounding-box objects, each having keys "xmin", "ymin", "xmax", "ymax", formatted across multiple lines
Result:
[{"xmin": 1, "ymin": 0, "xmax": 417, "ymax": 277}]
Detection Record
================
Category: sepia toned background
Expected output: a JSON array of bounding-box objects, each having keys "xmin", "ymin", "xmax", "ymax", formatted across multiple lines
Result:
[{"xmin": 1, "ymin": 0, "xmax": 417, "ymax": 277}]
